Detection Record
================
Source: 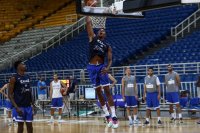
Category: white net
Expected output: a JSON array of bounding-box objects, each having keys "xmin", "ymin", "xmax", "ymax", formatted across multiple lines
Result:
[{"xmin": 90, "ymin": 16, "xmax": 107, "ymax": 29}]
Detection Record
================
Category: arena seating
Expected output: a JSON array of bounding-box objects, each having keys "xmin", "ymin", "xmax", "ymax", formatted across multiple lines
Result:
[
  {"xmin": 0, "ymin": 0, "xmax": 73, "ymax": 42},
  {"xmin": 136, "ymin": 30, "xmax": 200, "ymax": 65},
  {"xmin": 0, "ymin": 5, "xmax": 198, "ymax": 86},
  {"xmin": 0, "ymin": 25, "xmax": 70, "ymax": 62},
  {"xmin": 21, "ymin": 5, "xmax": 197, "ymax": 72},
  {"xmin": 35, "ymin": 2, "xmax": 76, "ymax": 28}
]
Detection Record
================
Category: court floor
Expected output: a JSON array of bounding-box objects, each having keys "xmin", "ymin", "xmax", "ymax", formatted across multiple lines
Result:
[{"xmin": 0, "ymin": 116, "xmax": 200, "ymax": 133}]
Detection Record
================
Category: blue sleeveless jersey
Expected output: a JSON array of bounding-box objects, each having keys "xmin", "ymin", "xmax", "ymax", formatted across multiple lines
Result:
[
  {"xmin": 89, "ymin": 37, "xmax": 110, "ymax": 61},
  {"xmin": 13, "ymin": 73, "xmax": 32, "ymax": 107}
]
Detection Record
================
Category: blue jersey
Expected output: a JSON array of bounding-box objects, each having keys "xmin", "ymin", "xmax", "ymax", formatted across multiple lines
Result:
[
  {"xmin": 13, "ymin": 73, "xmax": 32, "ymax": 107},
  {"xmin": 37, "ymin": 81, "xmax": 47, "ymax": 95},
  {"xmin": 89, "ymin": 37, "xmax": 110, "ymax": 61}
]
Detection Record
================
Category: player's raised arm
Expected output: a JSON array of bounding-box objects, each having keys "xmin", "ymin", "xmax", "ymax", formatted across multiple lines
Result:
[{"xmin": 86, "ymin": 16, "xmax": 95, "ymax": 42}]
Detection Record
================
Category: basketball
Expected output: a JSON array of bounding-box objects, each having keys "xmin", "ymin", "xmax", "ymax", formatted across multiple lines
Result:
[{"xmin": 60, "ymin": 88, "xmax": 67, "ymax": 96}]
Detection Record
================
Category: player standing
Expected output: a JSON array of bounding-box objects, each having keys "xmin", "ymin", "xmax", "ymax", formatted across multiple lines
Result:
[
  {"xmin": 9, "ymin": 61, "xmax": 35, "ymax": 133},
  {"xmin": 122, "ymin": 67, "xmax": 140, "ymax": 126},
  {"xmin": 0, "ymin": 82, "xmax": 13, "ymax": 126},
  {"xmin": 165, "ymin": 64, "xmax": 183, "ymax": 123},
  {"xmin": 49, "ymin": 74, "xmax": 67, "ymax": 123},
  {"xmin": 143, "ymin": 67, "xmax": 162, "ymax": 126}
]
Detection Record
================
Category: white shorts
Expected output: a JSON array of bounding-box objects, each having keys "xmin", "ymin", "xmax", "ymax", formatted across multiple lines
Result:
[
  {"xmin": 38, "ymin": 94, "xmax": 47, "ymax": 100},
  {"xmin": 69, "ymin": 93, "xmax": 75, "ymax": 100}
]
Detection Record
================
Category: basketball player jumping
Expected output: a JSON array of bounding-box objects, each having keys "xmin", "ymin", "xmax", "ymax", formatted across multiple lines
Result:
[
  {"xmin": 143, "ymin": 67, "xmax": 162, "ymax": 126},
  {"xmin": 0, "ymin": 82, "xmax": 13, "ymax": 126},
  {"xmin": 85, "ymin": 0, "xmax": 118, "ymax": 128},
  {"xmin": 122, "ymin": 67, "xmax": 140, "ymax": 126},
  {"xmin": 165, "ymin": 64, "xmax": 183, "ymax": 123},
  {"xmin": 49, "ymin": 74, "xmax": 67, "ymax": 123},
  {"xmin": 9, "ymin": 61, "xmax": 35, "ymax": 133}
]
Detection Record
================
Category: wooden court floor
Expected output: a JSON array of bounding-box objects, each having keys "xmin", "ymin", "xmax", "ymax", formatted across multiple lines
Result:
[{"xmin": 0, "ymin": 117, "xmax": 200, "ymax": 133}]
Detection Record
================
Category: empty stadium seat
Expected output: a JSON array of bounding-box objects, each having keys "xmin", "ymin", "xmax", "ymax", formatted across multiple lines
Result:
[{"xmin": 1, "ymin": 5, "xmax": 198, "ymax": 75}]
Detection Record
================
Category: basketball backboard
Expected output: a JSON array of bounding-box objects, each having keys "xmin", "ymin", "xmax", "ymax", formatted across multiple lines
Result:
[
  {"xmin": 76, "ymin": 0, "xmax": 145, "ymax": 18},
  {"xmin": 123, "ymin": 0, "xmax": 200, "ymax": 13},
  {"xmin": 76, "ymin": 0, "xmax": 200, "ymax": 18}
]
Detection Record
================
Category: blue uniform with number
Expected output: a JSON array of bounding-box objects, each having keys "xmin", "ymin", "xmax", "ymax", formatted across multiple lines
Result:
[
  {"xmin": 87, "ymin": 36, "xmax": 110, "ymax": 88},
  {"xmin": 145, "ymin": 75, "xmax": 161, "ymax": 110},
  {"xmin": 165, "ymin": 71, "xmax": 180, "ymax": 104},
  {"xmin": 12, "ymin": 73, "xmax": 33, "ymax": 122}
]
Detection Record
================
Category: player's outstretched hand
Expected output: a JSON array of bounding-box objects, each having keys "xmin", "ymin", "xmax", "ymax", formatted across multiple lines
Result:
[
  {"xmin": 16, "ymin": 107, "xmax": 23, "ymax": 116},
  {"xmin": 101, "ymin": 67, "xmax": 109, "ymax": 75}
]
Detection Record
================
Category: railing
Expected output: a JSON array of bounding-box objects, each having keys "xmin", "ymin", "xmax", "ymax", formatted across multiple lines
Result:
[
  {"xmin": 78, "ymin": 82, "xmax": 198, "ymax": 99},
  {"xmin": 0, "ymin": 82, "xmax": 197, "ymax": 107},
  {"xmin": 0, "ymin": 62, "xmax": 199, "ymax": 83},
  {"xmin": 171, "ymin": 8, "xmax": 200, "ymax": 41},
  {"xmin": 66, "ymin": 14, "xmax": 78, "ymax": 23},
  {"xmin": 0, "ymin": 16, "xmax": 86, "ymax": 71},
  {"xmin": 43, "ymin": 16, "xmax": 86, "ymax": 50}
]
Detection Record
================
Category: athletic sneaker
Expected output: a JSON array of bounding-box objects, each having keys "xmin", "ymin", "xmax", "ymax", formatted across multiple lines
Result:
[
  {"xmin": 8, "ymin": 122, "xmax": 12, "ymax": 126},
  {"xmin": 14, "ymin": 122, "xmax": 18, "ymax": 127},
  {"xmin": 197, "ymin": 121, "xmax": 200, "ymax": 124},
  {"xmin": 179, "ymin": 118, "xmax": 183, "ymax": 124},
  {"xmin": 105, "ymin": 115, "xmax": 113, "ymax": 128},
  {"xmin": 133, "ymin": 119, "xmax": 141, "ymax": 124},
  {"xmin": 157, "ymin": 120, "xmax": 162, "ymax": 126},
  {"xmin": 49, "ymin": 119, "xmax": 54, "ymax": 123},
  {"xmin": 170, "ymin": 118, "xmax": 175, "ymax": 123},
  {"xmin": 13, "ymin": 120, "xmax": 17, "ymax": 127},
  {"xmin": 143, "ymin": 120, "xmax": 150, "ymax": 126},
  {"xmin": 112, "ymin": 117, "xmax": 119, "ymax": 129},
  {"xmin": 129, "ymin": 120, "xmax": 133, "ymax": 126},
  {"xmin": 58, "ymin": 119, "xmax": 62, "ymax": 123}
]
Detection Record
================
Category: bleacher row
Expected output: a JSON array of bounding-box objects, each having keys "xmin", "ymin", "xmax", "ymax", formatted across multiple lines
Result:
[
  {"xmin": 97, "ymin": 95, "xmax": 200, "ymax": 113},
  {"xmin": 0, "ymin": 0, "xmax": 76, "ymax": 42},
  {"xmin": 0, "ymin": 5, "xmax": 199, "ymax": 86},
  {"xmin": 0, "ymin": 25, "xmax": 70, "ymax": 62},
  {"xmin": 10, "ymin": 5, "xmax": 197, "ymax": 72},
  {"xmin": 136, "ymin": 30, "xmax": 200, "ymax": 65}
]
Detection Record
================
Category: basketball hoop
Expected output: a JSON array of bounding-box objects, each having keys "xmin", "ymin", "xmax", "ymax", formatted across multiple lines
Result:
[{"xmin": 90, "ymin": 16, "xmax": 107, "ymax": 29}]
